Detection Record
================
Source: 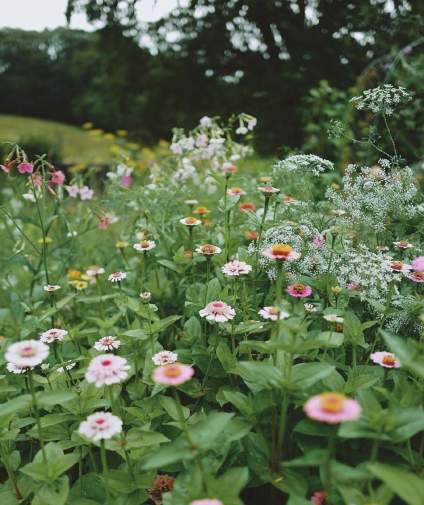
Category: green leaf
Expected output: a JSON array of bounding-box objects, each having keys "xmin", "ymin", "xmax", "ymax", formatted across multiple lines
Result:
[
  {"xmin": 33, "ymin": 476, "xmax": 69, "ymax": 505},
  {"xmin": 0, "ymin": 395, "xmax": 32, "ymax": 416},
  {"xmin": 290, "ymin": 363, "xmax": 335, "ymax": 390},
  {"xmin": 382, "ymin": 331, "xmax": 424, "ymax": 378},
  {"xmin": 236, "ymin": 361, "xmax": 283, "ymax": 391},
  {"xmin": 368, "ymin": 463, "xmax": 424, "ymax": 505},
  {"xmin": 343, "ymin": 311, "xmax": 367, "ymax": 347},
  {"xmin": 216, "ymin": 342, "xmax": 237, "ymax": 372},
  {"xmin": 123, "ymin": 329, "xmax": 149, "ymax": 340},
  {"xmin": 37, "ymin": 391, "xmax": 76, "ymax": 407}
]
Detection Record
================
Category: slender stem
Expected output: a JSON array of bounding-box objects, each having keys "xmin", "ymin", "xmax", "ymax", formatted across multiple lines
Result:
[
  {"xmin": 28, "ymin": 370, "xmax": 47, "ymax": 463},
  {"xmin": 100, "ymin": 440, "xmax": 110, "ymax": 503}
]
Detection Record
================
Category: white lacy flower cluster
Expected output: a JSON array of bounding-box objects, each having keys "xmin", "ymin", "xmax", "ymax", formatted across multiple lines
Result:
[
  {"xmin": 350, "ymin": 84, "xmax": 412, "ymax": 116},
  {"xmin": 326, "ymin": 164, "xmax": 418, "ymax": 231},
  {"xmin": 334, "ymin": 244, "xmax": 397, "ymax": 309},
  {"xmin": 273, "ymin": 154, "xmax": 334, "ymax": 177},
  {"xmin": 385, "ymin": 292, "xmax": 424, "ymax": 334},
  {"xmin": 170, "ymin": 114, "xmax": 254, "ymax": 181}
]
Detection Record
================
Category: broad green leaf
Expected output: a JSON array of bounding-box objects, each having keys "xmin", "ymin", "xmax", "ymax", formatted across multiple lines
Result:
[
  {"xmin": 33, "ymin": 476, "xmax": 69, "ymax": 505},
  {"xmin": 290, "ymin": 362, "xmax": 335, "ymax": 390},
  {"xmin": 382, "ymin": 331, "xmax": 424, "ymax": 378},
  {"xmin": 0, "ymin": 395, "xmax": 32, "ymax": 416}
]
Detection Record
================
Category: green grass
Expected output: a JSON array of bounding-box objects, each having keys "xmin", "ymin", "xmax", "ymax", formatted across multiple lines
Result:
[{"xmin": 0, "ymin": 115, "xmax": 112, "ymax": 164}]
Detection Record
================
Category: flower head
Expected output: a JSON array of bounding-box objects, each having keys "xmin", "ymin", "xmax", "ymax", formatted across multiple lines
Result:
[
  {"xmin": 393, "ymin": 240, "xmax": 413, "ymax": 250},
  {"xmin": 370, "ymin": 351, "xmax": 400, "ymax": 368},
  {"xmin": 79, "ymin": 186, "xmax": 94, "ymax": 201},
  {"xmin": 86, "ymin": 265, "xmax": 105, "ymax": 277},
  {"xmin": 287, "ymin": 283, "xmax": 312, "ymax": 298},
  {"xmin": 258, "ymin": 185, "xmax": 280, "ymax": 195},
  {"xmin": 43, "ymin": 284, "xmax": 61, "ymax": 292},
  {"xmin": 149, "ymin": 474, "xmax": 175, "ymax": 505},
  {"xmin": 7, "ymin": 362, "xmax": 31, "ymax": 374},
  {"xmin": 153, "ymin": 362, "xmax": 194, "ymax": 386},
  {"xmin": 411, "ymin": 256, "xmax": 424, "ymax": 271},
  {"xmin": 94, "ymin": 336, "xmax": 121, "ymax": 352},
  {"xmin": 304, "ymin": 392, "xmax": 361, "ymax": 424},
  {"xmin": 262, "ymin": 244, "xmax": 300, "ymax": 261},
  {"xmin": 310, "ymin": 491, "xmax": 327, "ymax": 505},
  {"xmin": 133, "ymin": 240, "xmax": 156, "ymax": 252},
  {"xmin": 152, "ymin": 350, "xmax": 178, "ymax": 366},
  {"xmin": 199, "ymin": 301, "xmax": 236, "ymax": 323},
  {"xmin": 387, "ymin": 260, "xmax": 411, "ymax": 274},
  {"xmin": 407, "ymin": 271, "xmax": 424, "ymax": 283},
  {"xmin": 50, "ymin": 170, "xmax": 65, "ymax": 186},
  {"xmin": 140, "ymin": 291, "xmax": 152, "ymax": 303},
  {"xmin": 79, "ymin": 411, "xmax": 123, "ymax": 441},
  {"xmin": 259, "ymin": 306, "xmax": 289, "ymax": 321},
  {"xmin": 227, "ymin": 187, "xmax": 246, "ymax": 196},
  {"xmin": 85, "ymin": 354, "xmax": 130, "ymax": 387},
  {"xmin": 222, "ymin": 260, "xmax": 252, "ymax": 276},
  {"xmin": 6, "ymin": 340, "xmax": 49, "ymax": 367},
  {"xmin": 323, "ymin": 314, "xmax": 344, "ymax": 323},
  {"xmin": 180, "ymin": 217, "xmax": 201, "ymax": 226},
  {"xmin": 39, "ymin": 328, "xmax": 68, "ymax": 344},
  {"xmin": 66, "ymin": 185, "xmax": 80, "ymax": 198},
  {"xmin": 108, "ymin": 271, "xmax": 127, "ymax": 283},
  {"xmin": 239, "ymin": 202, "xmax": 256, "ymax": 212},
  {"xmin": 193, "ymin": 206, "xmax": 210, "ymax": 215},
  {"xmin": 196, "ymin": 244, "xmax": 222, "ymax": 256},
  {"xmin": 18, "ymin": 162, "xmax": 34, "ymax": 174},
  {"xmin": 184, "ymin": 199, "xmax": 199, "ymax": 206},
  {"xmin": 245, "ymin": 230, "xmax": 258, "ymax": 241},
  {"xmin": 304, "ymin": 303, "xmax": 317, "ymax": 313}
]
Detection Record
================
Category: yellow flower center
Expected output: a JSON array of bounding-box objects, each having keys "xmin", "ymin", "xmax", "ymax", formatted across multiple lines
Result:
[
  {"xmin": 185, "ymin": 217, "xmax": 197, "ymax": 225},
  {"xmin": 382, "ymin": 354, "xmax": 396, "ymax": 366},
  {"xmin": 319, "ymin": 392, "xmax": 346, "ymax": 413},
  {"xmin": 163, "ymin": 364, "xmax": 181, "ymax": 378},
  {"xmin": 292, "ymin": 283, "xmax": 306, "ymax": 293},
  {"xmin": 271, "ymin": 244, "xmax": 293, "ymax": 256}
]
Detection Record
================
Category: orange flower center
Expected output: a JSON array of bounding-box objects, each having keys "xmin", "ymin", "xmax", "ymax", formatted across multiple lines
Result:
[
  {"xmin": 185, "ymin": 217, "xmax": 197, "ymax": 225},
  {"xmin": 194, "ymin": 207, "xmax": 209, "ymax": 215},
  {"xmin": 390, "ymin": 261, "xmax": 403, "ymax": 271},
  {"xmin": 293, "ymin": 283, "xmax": 305, "ymax": 293},
  {"xmin": 229, "ymin": 187, "xmax": 243, "ymax": 194},
  {"xmin": 201, "ymin": 244, "xmax": 217, "ymax": 254},
  {"xmin": 414, "ymin": 271, "xmax": 424, "ymax": 280},
  {"xmin": 271, "ymin": 244, "xmax": 293, "ymax": 256},
  {"xmin": 139, "ymin": 240, "xmax": 150, "ymax": 248},
  {"xmin": 163, "ymin": 364, "xmax": 181, "ymax": 378},
  {"xmin": 268, "ymin": 307, "xmax": 279, "ymax": 315},
  {"xmin": 319, "ymin": 393, "xmax": 346, "ymax": 413},
  {"xmin": 382, "ymin": 354, "xmax": 396, "ymax": 366}
]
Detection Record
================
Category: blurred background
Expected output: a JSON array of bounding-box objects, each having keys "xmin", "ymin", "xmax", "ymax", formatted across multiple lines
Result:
[{"xmin": 1, "ymin": 0, "xmax": 424, "ymax": 168}]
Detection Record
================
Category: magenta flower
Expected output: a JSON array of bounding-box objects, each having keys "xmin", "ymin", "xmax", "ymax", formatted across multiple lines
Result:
[
  {"xmin": 304, "ymin": 392, "xmax": 361, "ymax": 424},
  {"xmin": 17, "ymin": 162, "xmax": 34, "ymax": 174},
  {"xmin": 50, "ymin": 170, "xmax": 66, "ymax": 186},
  {"xmin": 411, "ymin": 256, "xmax": 424, "ymax": 271},
  {"xmin": 287, "ymin": 283, "xmax": 312, "ymax": 298},
  {"xmin": 121, "ymin": 175, "xmax": 132, "ymax": 188},
  {"xmin": 153, "ymin": 362, "xmax": 194, "ymax": 386},
  {"xmin": 310, "ymin": 491, "xmax": 327, "ymax": 505}
]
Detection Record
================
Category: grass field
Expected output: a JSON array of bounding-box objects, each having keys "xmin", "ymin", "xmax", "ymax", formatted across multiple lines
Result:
[{"xmin": 0, "ymin": 114, "xmax": 113, "ymax": 164}]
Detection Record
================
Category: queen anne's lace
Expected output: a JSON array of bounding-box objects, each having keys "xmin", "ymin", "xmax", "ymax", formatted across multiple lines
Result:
[
  {"xmin": 273, "ymin": 154, "xmax": 334, "ymax": 177},
  {"xmin": 350, "ymin": 84, "xmax": 412, "ymax": 115}
]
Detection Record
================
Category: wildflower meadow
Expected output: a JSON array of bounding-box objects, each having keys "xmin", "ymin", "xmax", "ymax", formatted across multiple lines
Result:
[{"xmin": 1, "ymin": 87, "xmax": 424, "ymax": 505}]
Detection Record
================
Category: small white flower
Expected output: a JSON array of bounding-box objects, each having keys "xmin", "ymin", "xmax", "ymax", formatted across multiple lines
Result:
[
  {"xmin": 39, "ymin": 328, "xmax": 68, "ymax": 344},
  {"xmin": 199, "ymin": 116, "xmax": 213, "ymax": 127},
  {"xmin": 6, "ymin": 340, "xmax": 49, "ymax": 368},
  {"xmin": 133, "ymin": 240, "xmax": 156, "ymax": 252},
  {"xmin": 57, "ymin": 362, "xmax": 76, "ymax": 373},
  {"xmin": 180, "ymin": 217, "xmax": 202, "ymax": 226},
  {"xmin": 43, "ymin": 284, "xmax": 61, "ymax": 292},
  {"xmin": 86, "ymin": 266, "xmax": 105, "ymax": 277},
  {"xmin": 79, "ymin": 411, "xmax": 123, "ymax": 441},
  {"xmin": 259, "ymin": 306, "xmax": 289, "ymax": 321},
  {"xmin": 304, "ymin": 303, "xmax": 317, "ymax": 313},
  {"xmin": 94, "ymin": 336, "xmax": 121, "ymax": 352},
  {"xmin": 108, "ymin": 271, "xmax": 127, "ymax": 283},
  {"xmin": 22, "ymin": 192, "xmax": 36, "ymax": 202},
  {"xmin": 323, "ymin": 314, "xmax": 344, "ymax": 323},
  {"xmin": 222, "ymin": 260, "xmax": 252, "ymax": 276},
  {"xmin": 152, "ymin": 350, "xmax": 178, "ymax": 366},
  {"xmin": 184, "ymin": 199, "xmax": 199, "ymax": 206},
  {"xmin": 139, "ymin": 291, "xmax": 152, "ymax": 303}
]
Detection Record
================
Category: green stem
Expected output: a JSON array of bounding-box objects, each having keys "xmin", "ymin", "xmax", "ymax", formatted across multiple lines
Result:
[
  {"xmin": 28, "ymin": 370, "xmax": 47, "ymax": 463},
  {"xmin": 100, "ymin": 439, "xmax": 110, "ymax": 503}
]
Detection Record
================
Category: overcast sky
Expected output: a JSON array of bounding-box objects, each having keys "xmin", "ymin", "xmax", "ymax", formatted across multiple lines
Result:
[{"xmin": 0, "ymin": 0, "xmax": 179, "ymax": 31}]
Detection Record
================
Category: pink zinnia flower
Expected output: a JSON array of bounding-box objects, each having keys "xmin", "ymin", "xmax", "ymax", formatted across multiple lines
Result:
[
  {"xmin": 180, "ymin": 216, "xmax": 202, "ymax": 226},
  {"xmin": 407, "ymin": 271, "xmax": 424, "ymax": 283},
  {"xmin": 190, "ymin": 500, "xmax": 223, "ymax": 505},
  {"xmin": 153, "ymin": 362, "xmax": 194, "ymax": 386},
  {"xmin": 258, "ymin": 185, "xmax": 280, "ymax": 194},
  {"xmin": 6, "ymin": 340, "xmax": 49, "ymax": 368},
  {"xmin": 222, "ymin": 260, "xmax": 252, "ymax": 276},
  {"xmin": 310, "ymin": 491, "xmax": 327, "ymax": 505},
  {"xmin": 259, "ymin": 306, "xmax": 289, "ymax": 321},
  {"xmin": 79, "ymin": 411, "xmax": 123, "ymax": 441},
  {"xmin": 17, "ymin": 162, "xmax": 34, "ymax": 174},
  {"xmin": 287, "ymin": 283, "xmax": 312, "ymax": 298},
  {"xmin": 85, "ymin": 354, "xmax": 130, "ymax": 387},
  {"xmin": 121, "ymin": 175, "xmax": 132, "ymax": 188},
  {"xmin": 313, "ymin": 234, "xmax": 327, "ymax": 248},
  {"xmin": 86, "ymin": 265, "xmax": 105, "ymax": 277},
  {"xmin": 108, "ymin": 271, "xmax": 127, "ymax": 282},
  {"xmin": 370, "ymin": 351, "xmax": 400, "ymax": 368},
  {"xmin": 262, "ymin": 244, "xmax": 300, "ymax": 261},
  {"xmin": 152, "ymin": 350, "xmax": 178, "ymax": 366},
  {"xmin": 304, "ymin": 392, "xmax": 361, "ymax": 424},
  {"xmin": 199, "ymin": 301, "xmax": 235, "ymax": 323},
  {"xmin": 94, "ymin": 336, "xmax": 121, "ymax": 352},
  {"xmin": 39, "ymin": 328, "xmax": 68, "ymax": 344},
  {"xmin": 50, "ymin": 170, "xmax": 65, "ymax": 186},
  {"xmin": 387, "ymin": 260, "xmax": 411, "ymax": 274},
  {"xmin": 411, "ymin": 256, "xmax": 424, "ymax": 271},
  {"xmin": 227, "ymin": 187, "xmax": 246, "ymax": 196}
]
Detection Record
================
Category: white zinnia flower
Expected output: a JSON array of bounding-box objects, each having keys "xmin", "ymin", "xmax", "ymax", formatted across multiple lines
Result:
[
  {"xmin": 39, "ymin": 328, "xmax": 68, "ymax": 344},
  {"xmin": 79, "ymin": 411, "xmax": 123, "ymax": 441},
  {"xmin": 85, "ymin": 354, "xmax": 130, "ymax": 387},
  {"xmin": 6, "ymin": 340, "xmax": 49, "ymax": 368},
  {"xmin": 199, "ymin": 301, "xmax": 235, "ymax": 323},
  {"xmin": 94, "ymin": 336, "xmax": 121, "ymax": 352},
  {"xmin": 152, "ymin": 350, "xmax": 178, "ymax": 366}
]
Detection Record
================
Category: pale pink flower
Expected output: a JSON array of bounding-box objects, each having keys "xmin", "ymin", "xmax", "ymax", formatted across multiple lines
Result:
[
  {"xmin": 43, "ymin": 284, "xmax": 61, "ymax": 292},
  {"xmin": 190, "ymin": 500, "xmax": 223, "ymax": 505},
  {"xmin": 304, "ymin": 392, "xmax": 361, "ymax": 424},
  {"xmin": 227, "ymin": 187, "xmax": 246, "ymax": 196},
  {"xmin": 199, "ymin": 301, "xmax": 236, "ymax": 323},
  {"xmin": 258, "ymin": 185, "xmax": 280, "ymax": 194},
  {"xmin": 86, "ymin": 265, "xmax": 105, "ymax": 277},
  {"xmin": 65, "ymin": 185, "xmax": 80, "ymax": 198},
  {"xmin": 0, "ymin": 161, "xmax": 13, "ymax": 173},
  {"xmin": 223, "ymin": 163, "xmax": 237, "ymax": 174},
  {"xmin": 287, "ymin": 283, "xmax": 312, "ymax": 298},
  {"xmin": 140, "ymin": 291, "xmax": 152, "ymax": 302},
  {"xmin": 133, "ymin": 240, "xmax": 156, "ymax": 252},
  {"xmin": 50, "ymin": 170, "xmax": 65, "ymax": 186},
  {"xmin": 313, "ymin": 234, "xmax": 327, "ymax": 248},
  {"xmin": 94, "ymin": 336, "xmax": 121, "ymax": 352},
  {"xmin": 39, "ymin": 328, "xmax": 68, "ymax": 344},
  {"xmin": 79, "ymin": 411, "xmax": 123, "ymax": 441},
  {"xmin": 387, "ymin": 260, "xmax": 411, "ymax": 274},
  {"xmin": 262, "ymin": 244, "xmax": 300, "ymax": 261},
  {"xmin": 79, "ymin": 186, "xmax": 94, "ymax": 200},
  {"xmin": 370, "ymin": 351, "xmax": 401, "ymax": 368},
  {"xmin": 7, "ymin": 362, "xmax": 30, "ymax": 374},
  {"xmin": 407, "ymin": 271, "xmax": 424, "ymax": 283},
  {"xmin": 6, "ymin": 340, "xmax": 49, "ymax": 367},
  {"xmin": 153, "ymin": 362, "xmax": 194, "ymax": 386},
  {"xmin": 222, "ymin": 260, "xmax": 252, "ymax": 276},
  {"xmin": 108, "ymin": 271, "xmax": 127, "ymax": 283},
  {"xmin": 85, "ymin": 354, "xmax": 130, "ymax": 387},
  {"xmin": 17, "ymin": 162, "xmax": 33, "ymax": 174},
  {"xmin": 29, "ymin": 173, "xmax": 42, "ymax": 187},
  {"xmin": 121, "ymin": 175, "xmax": 132, "ymax": 188},
  {"xmin": 259, "ymin": 306, "xmax": 289, "ymax": 321},
  {"xmin": 393, "ymin": 240, "xmax": 413, "ymax": 249},
  {"xmin": 180, "ymin": 216, "xmax": 202, "ymax": 226},
  {"xmin": 411, "ymin": 256, "xmax": 424, "ymax": 271},
  {"xmin": 152, "ymin": 350, "xmax": 178, "ymax": 366},
  {"xmin": 195, "ymin": 244, "xmax": 222, "ymax": 256},
  {"xmin": 347, "ymin": 282, "xmax": 360, "ymax": 291},
  {"xmin": 310, "ymin": 491, "xmax": 327, "ymax": 505}
]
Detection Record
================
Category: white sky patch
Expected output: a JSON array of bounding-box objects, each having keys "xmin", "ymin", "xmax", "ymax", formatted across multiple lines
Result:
[{"xmin": 0, "ymin": 0, "xmax": 180, "ymax": 31}]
